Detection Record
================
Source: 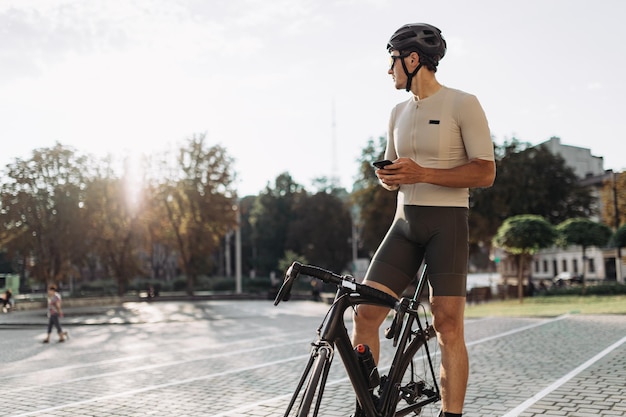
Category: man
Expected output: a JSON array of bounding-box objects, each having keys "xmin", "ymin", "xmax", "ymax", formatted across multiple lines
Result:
[{"xmin": 352, "ymin": 23, "xmax": 495, "ymax": 417}]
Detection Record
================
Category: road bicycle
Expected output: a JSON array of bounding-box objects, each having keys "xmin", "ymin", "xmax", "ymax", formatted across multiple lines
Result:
[{"xmin": 274, "ymin": 261, "xmax": 441, "ymax": 416}]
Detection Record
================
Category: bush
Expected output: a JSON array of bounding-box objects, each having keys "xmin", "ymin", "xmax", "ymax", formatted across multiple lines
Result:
[
  {"xmin": 128, "ymin": 280, "xmax": 171, "ymax": 293},
  {"xmin": 172, "ymin": 278, "xmax": 188, "ymax": 291},
  {"xmin": 75, "ymin": 279, "xmax": 118, "ymax": 296},
  {"xmin": 542, "ymin": 282, "xmax": 626, "ymax": 296},
  {"xmin": 72, "ymin": 273, "xmax": 338, "ymax": 296}
]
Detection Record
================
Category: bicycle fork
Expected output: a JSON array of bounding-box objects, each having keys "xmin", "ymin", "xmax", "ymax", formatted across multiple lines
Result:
[{"xmin": 284, "ymin": 341, "xmax": 334, "ymax": 417}]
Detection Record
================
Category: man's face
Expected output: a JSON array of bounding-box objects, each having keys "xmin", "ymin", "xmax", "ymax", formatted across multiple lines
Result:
[{"xmin": 388, "ymin": 50, "xmax": 412, "ymax": 90}]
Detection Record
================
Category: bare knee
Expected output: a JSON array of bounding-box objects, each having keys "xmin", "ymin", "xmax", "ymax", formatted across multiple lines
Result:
[
  {"xmin": 354, "ymin": 281, "xmax": 397, "ymax": 330},
  {"xmin": 430, "ymin": 296, "xmax": 465, "ymax": 345},
  {"xmin": 354, "ymin": 304, "xmax": 389, "ymax": 330}
]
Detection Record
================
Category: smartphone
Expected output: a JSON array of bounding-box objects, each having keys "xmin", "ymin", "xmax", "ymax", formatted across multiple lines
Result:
[{"xmin": 373, "ymin": 159, "xmax": 393, "ymax": 169}]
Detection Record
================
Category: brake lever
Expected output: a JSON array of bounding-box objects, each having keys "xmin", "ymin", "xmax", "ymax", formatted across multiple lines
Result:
[
  {"xmin": 384, "ymin": 297, "xmax": 409, "ymax": 347},
  {"xmin": 273, "ymin": 262, "xmax": 301, "ymax": 306}
]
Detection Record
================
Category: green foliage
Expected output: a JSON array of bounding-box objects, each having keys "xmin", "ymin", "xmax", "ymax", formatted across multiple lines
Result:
[
  {"xmin": 614, "ymin": 224, "xmax": 626, "ymax": 248},
  {"xmin": 470, "ymin": 139, "xmax": 594, "ymax": 243},
  {"xmin": 494, "ymin": 214, "xmax": 556, "ymax": 302},
  {"xmin": 0, "ymin": 143, "xmax": 92, "ymax": 285},
  {"xmin": 154, "ymin": 134, "xmax": 237, "ymax": 294},
  {"xmin": 351, "ymin": 137, "xmax": 397, "ymax": 255},
  {"xmin": 543, "ymin": 282, "xmax": 626, "ymax": 296},
  {"xmin": 286, "ymin": 191, "xmax": 352, "ymax": 272},
  {"xmin": 556, "ymin": 218, "xmax": 612, "ymax": 249},
  {"xmin": 130, "ymin": 280, "xmax": 166, "ymax": 293},
  {"xmin": 278, "ymin": 250, "xmax": 308, "ymax": 275},
  {"xmin": 494, "ymin": 214, "xmax": 557, "ymax": 255},
  {"xmin": 0, "ymin": 135, "xmax": 237, "ymax": 295},
  {"xmin": 83, "ymin": 163, "xmax": 146, "ymax": 295},
  {"xmin": 74, "ymin": 280, "xmax": 119, "ymax": 296},
  {"xmin": 249, "ymin": 173, "xmax": 305, "ymax": 275},
  {"xmin": 600, "ymin": 171, "xmax": 626, "ymax": 228},
  {"xmin": 172, "ymin": 278, "xmax": 188, "ymax": 292},
  {"xmin": 249, "ymin": 173, "xmax": 353, "ymax": 275}
]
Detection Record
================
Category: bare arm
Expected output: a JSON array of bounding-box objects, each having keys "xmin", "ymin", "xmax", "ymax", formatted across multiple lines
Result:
[{"xmin": 377, "ymin": 157, "xmax": 495, "ymax": 189}]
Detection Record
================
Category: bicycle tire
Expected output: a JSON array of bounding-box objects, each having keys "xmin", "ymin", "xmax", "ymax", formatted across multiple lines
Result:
[
  {"xmin": 296, "ymin": 346, "xmax": 332, "ymax": 417},
  {"xmin": 390, "ymin": 324, "xmax": 441, "ymax": 417}
]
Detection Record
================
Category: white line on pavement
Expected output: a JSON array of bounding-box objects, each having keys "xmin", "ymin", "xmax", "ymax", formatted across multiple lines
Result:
[
  {"xmin": 3, "ymin": 337, "xmax": 314, "ymax": 394},
  {"xmin": 502, "ymin": 334, "xmax": 626, "ymax": 417},
  {"xmin": 466, "ymin": 314, "xmax": 569, "ymax": 347},
  {"xmin": 9, "ymin": 315, "xmax": 571, "ymax": 416},
  {"xmin": 10, "ymin": 354, "xmax": 311, "ymax": 417},
  {"xmin": 0, "ymin": 329, "xmax": 313, "ymax": 381},
  {"xmin": 209, "ymin": 315, "xmax": 569, "ymax": 416}
]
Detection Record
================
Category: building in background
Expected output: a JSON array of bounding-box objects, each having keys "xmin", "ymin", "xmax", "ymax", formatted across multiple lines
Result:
[
  {"xmin": 538, "ymin": 136, "xmax": 604, "ymax": 179},
  {"xmin": 498, "ymin": 137, "xmax": 625, "ymax": 287}
]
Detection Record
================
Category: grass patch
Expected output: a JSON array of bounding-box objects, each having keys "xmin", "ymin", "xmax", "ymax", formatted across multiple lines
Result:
[{"xmin": 465, "ymin": 295, "xmax": 626, "ymax": 318}]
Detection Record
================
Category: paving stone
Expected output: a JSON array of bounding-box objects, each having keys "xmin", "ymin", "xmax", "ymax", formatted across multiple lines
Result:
[{"xmin": 1, "ymin": 301, "xmax": 625, "ymax": 416}]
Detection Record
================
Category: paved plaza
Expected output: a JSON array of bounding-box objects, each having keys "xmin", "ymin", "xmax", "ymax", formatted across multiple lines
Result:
[{"xmin": 1, "ymin": 299, "xmax": 625, "ymax": 417}]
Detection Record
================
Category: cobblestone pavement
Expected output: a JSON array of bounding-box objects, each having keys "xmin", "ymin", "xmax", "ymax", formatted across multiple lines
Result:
[{"xmin": 1, "ymin": 300, "xmax": 624, "ymax": 416}]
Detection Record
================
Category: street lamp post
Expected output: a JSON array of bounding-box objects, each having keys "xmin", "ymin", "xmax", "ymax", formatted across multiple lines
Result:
[{"xmin": 235, "ymin": 202, "xmax": 242, "ymax": 294}]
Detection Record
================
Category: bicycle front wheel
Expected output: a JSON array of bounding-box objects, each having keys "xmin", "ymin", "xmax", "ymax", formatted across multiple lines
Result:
[{"xmin": 287, "ymin": 345, "xmax": 333, "ymax": 417}]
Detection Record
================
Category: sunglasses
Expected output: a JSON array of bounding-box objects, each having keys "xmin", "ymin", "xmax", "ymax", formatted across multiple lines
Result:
[{"xmin": 389, "ymin": 52, "xmax": 411, "ymax": 70}]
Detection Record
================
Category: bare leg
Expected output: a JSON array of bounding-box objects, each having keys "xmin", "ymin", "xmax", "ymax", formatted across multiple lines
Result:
[
  {"xmin": 430, "ymin": 295, "xmax": 468, "ymax": 414},
  {"xmin": 351, "ymin": 281, "xmax": 397, "ymax": 363}
]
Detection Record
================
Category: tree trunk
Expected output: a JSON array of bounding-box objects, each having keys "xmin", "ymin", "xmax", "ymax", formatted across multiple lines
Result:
[{"xmin": 186, "ymin": 272, "xmax": 195, "ymax": 296}]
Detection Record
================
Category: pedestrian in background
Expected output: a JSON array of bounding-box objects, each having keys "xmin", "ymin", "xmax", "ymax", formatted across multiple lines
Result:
[
  {"xmin": 43, "ymin": 285, "xmax": 68, "ymax": 343},
  {"xmin": 2, "ymin": 289, "xmax": 12, "ymax": 312}
]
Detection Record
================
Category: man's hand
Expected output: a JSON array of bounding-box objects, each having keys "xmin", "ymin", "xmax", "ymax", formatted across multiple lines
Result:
[
  {"xmin": 376, "ymin": 157, "xmax": 426, "ymax": 186},
  {"xmin": 376, "ymin": 157, "xmax": 495, "ymax": 188}
]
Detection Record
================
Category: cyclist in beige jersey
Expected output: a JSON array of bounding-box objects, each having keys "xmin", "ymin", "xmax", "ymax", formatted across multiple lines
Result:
[{"xmin": 351, "ymin": 23, "xmax": 495, "ymax": 417}]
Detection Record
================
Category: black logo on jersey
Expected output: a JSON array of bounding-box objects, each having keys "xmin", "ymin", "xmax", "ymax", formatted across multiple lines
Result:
[{"xmin": 429, "ymin": 120, "xmax": 440, "ymax": 125}]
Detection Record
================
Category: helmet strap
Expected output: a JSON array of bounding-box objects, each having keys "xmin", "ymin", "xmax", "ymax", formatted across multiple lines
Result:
[{"xmin": 401, "ymin": 59, "xmax": 422, "ymax": 92}]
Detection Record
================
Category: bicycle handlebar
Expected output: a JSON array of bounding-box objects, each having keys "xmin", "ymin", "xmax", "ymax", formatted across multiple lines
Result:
[{"xmin": 273, "ymin": 261, "xmax": 398, "ymax": 309}]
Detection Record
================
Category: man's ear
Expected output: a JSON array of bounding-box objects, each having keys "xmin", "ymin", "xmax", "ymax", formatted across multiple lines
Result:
[{"xmin": 409, "ymin": 51, "xmax": 420, "ymax": 68}]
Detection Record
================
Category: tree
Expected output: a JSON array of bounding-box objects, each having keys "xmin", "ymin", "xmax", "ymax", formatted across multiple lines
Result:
[
  {"xmin": 154, "ymin": 134, "xmax": 237, "ymax": 294},
  {"xmin": 600, "ymin": 171, "xmax": 626, "ymax": 229},
  {"xmin": 286, "ymin": 191, "xmax": 352, "ymax": 273},
  {"xmin": 471, "ymin": 139, "xmax": 594, "ymax": 242},
  {"xmin": 0, "ymin": 143, "xmax": 92, "ymax": 287},
  {"xmin": 352, "ymin": 137, "xmax": 397, "ymax": 256},
  {"xmin": 493, "ymin": 215, "xmax": 557, "ymax": 302},
  {"xmin": 277, "ymin": 250, "xmax": 308, "ymax": 277},
  {"xmin": 82, "ymin": 158, "xmax": 146, "ymax": 295},
  {"xmin": 556, "ymin": 218, "xmax": 612, "ymax": 290},
  {"xmin": 249, "ymin": 173, "xmax": 305, "ymax": 276},
  {"xmin": 615, "ymin": 224, "xmax": 626, "ymax": 249}
]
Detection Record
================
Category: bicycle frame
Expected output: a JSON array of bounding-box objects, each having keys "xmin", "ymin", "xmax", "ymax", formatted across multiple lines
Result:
[{"xmin": 277, "ymin": 262, "xmax": 440, "ymax": 417}]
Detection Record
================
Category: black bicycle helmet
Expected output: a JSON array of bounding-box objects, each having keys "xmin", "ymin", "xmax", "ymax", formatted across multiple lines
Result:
[
  {"xmin": 387, "ymin": 23, "xmax": 446, "ymax": 91},
  {"xmin": 386, "ymin": 23, "xmax": 447, "ymax": 61}
]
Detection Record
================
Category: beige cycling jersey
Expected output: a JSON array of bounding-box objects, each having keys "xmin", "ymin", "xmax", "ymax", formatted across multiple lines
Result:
[{"xmin": 385, "ymin": 85, "xmax": 494, "ymax": 208}]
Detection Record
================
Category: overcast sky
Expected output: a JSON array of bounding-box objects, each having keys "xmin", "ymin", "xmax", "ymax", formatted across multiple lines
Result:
[{"xmin": 1, "ymin": 0, "xmax": 625, "ymax": 196}]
